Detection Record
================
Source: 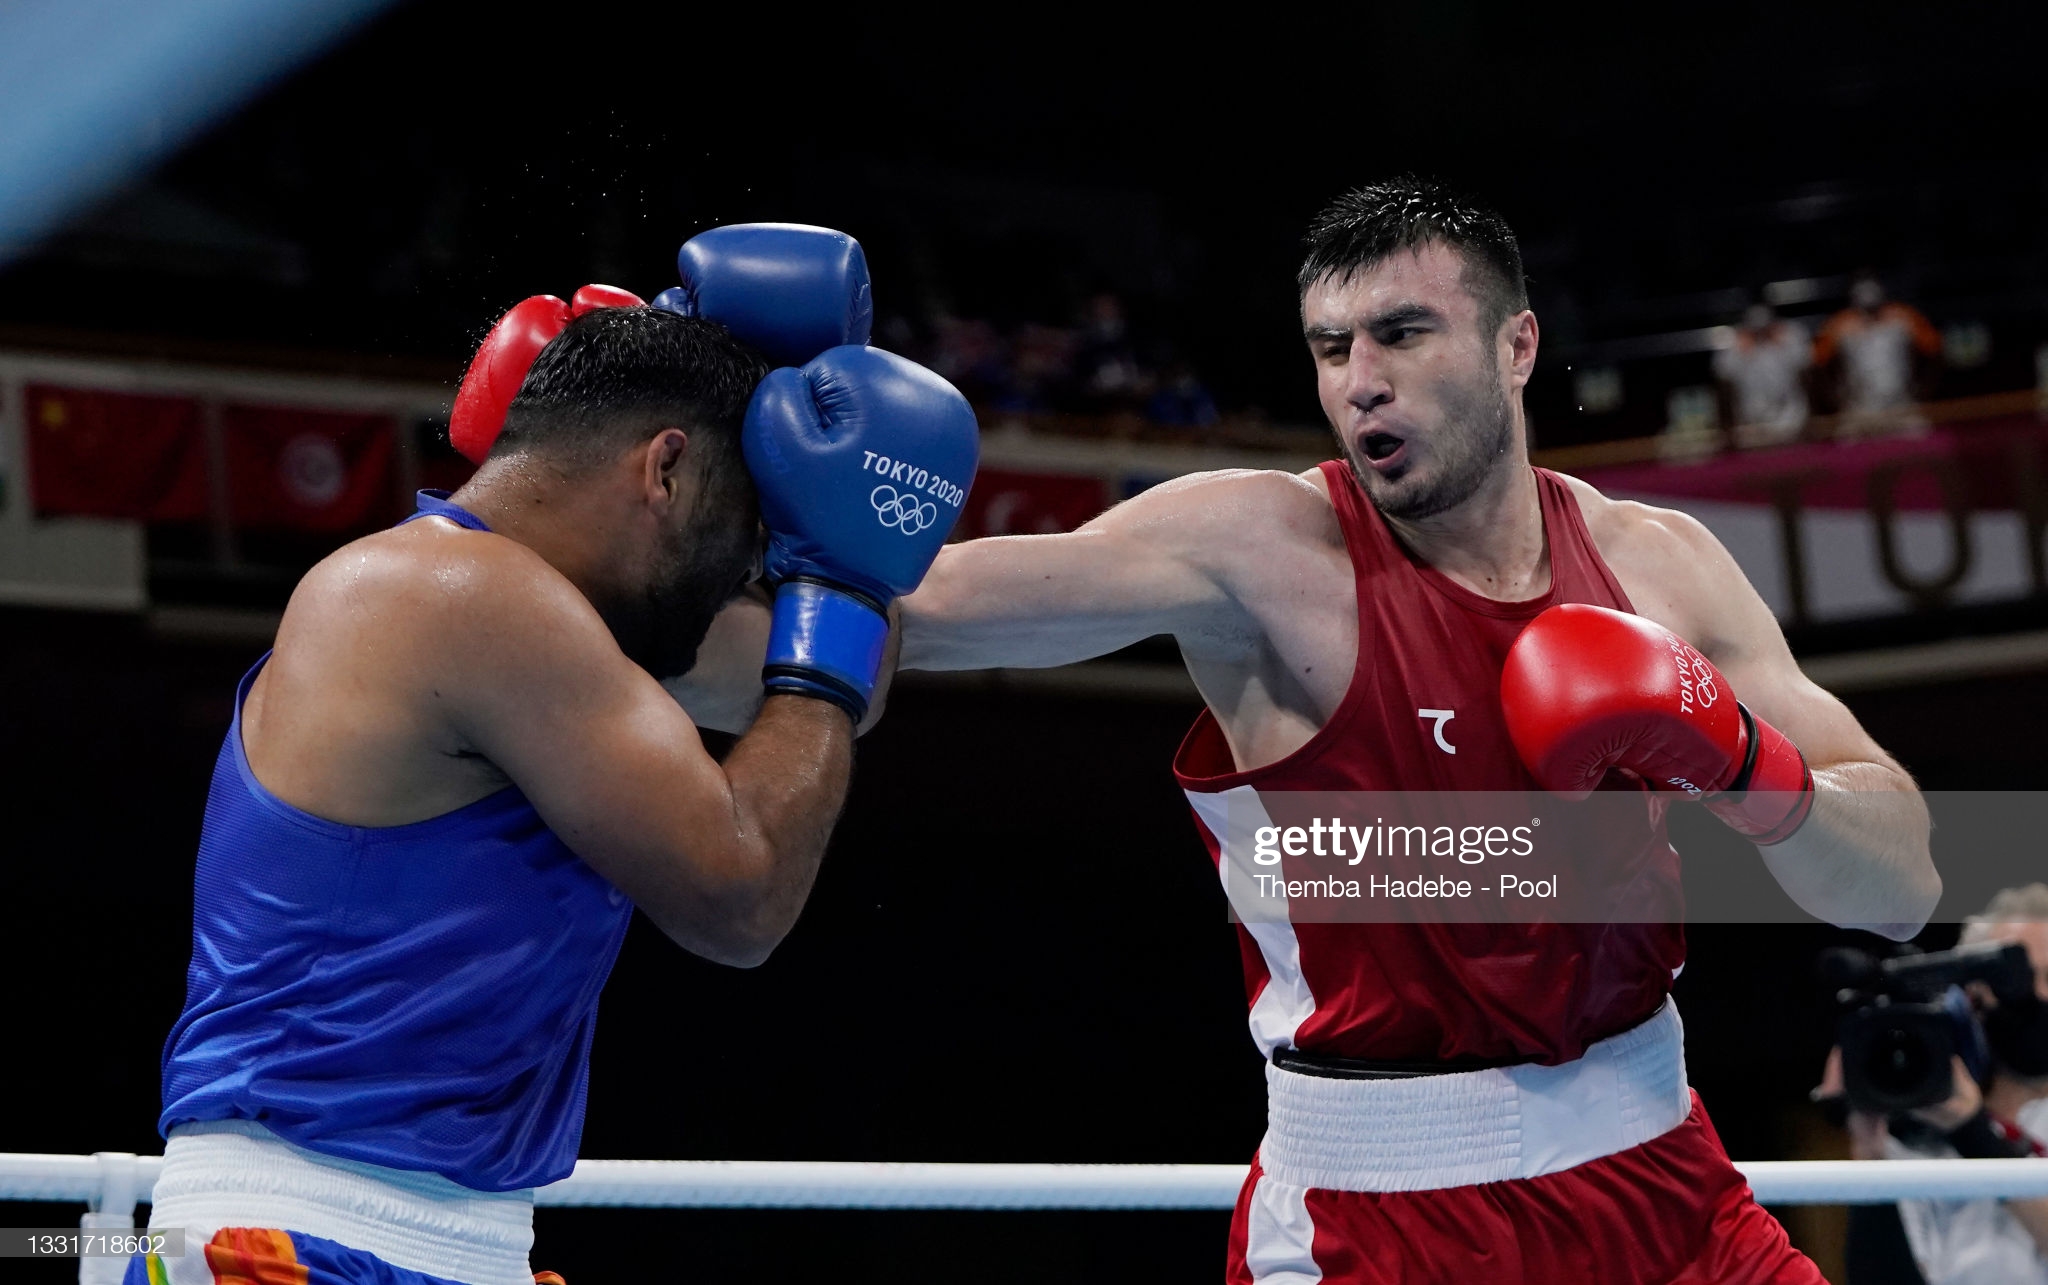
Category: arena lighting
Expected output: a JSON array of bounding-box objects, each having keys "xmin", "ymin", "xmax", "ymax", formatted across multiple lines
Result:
[{"xmin": 0, "ymin": 0, "xmax": 396, "ymax": 264}]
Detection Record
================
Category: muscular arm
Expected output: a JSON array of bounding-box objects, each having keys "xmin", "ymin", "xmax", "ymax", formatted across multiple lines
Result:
[
  {"xmin": 449, "ymin": 543, "xmax": 854, "ymax": 967},
  {"xmin": 900, "ymin": 469, "xmax": 1278, "ymax": 671},
  {"xmin": 1592, "ymin": 490, "xmax": 1940, "ymax": 938}
]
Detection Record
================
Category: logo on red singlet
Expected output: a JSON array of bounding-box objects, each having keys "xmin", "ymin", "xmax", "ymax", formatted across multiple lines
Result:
[{"xmin": 1418, "ymin": 708, "xmax": 1457, "ymax": 754}]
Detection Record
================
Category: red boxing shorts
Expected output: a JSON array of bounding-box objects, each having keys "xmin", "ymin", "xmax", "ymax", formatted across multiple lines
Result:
[
  {"xmin": 1227, "ymin": 1092, "xmax": 1822, "ymax": 1284},
  {"xmin": 1229, "ymin": 1003, "xmax": 1823, "ymax": 1283}
]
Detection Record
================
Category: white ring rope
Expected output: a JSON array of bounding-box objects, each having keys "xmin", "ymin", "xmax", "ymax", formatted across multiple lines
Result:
[{"xmin": 4, "ymin": 1154, "xmax": 2048, "ymax": 1211}]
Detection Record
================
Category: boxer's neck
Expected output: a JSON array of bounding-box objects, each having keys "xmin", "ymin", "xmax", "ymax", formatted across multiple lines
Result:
[
  {"xmin": 449, "ymin": 458, "xmax": 634, "ymax": 605},
  {"xmin": 1380, "ymin": 460, "xmax": 1549, "ymax": 603}
]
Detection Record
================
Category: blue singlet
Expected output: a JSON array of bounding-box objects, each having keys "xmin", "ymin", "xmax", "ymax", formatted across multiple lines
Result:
[{"xmin": 158, "ymin": 492, "xmax": 634, "ymax": 1192}]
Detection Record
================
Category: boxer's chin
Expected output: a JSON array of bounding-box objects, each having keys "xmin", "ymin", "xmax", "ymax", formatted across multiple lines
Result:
[
  {"xmin": 636, "ymin": 567, "xmax": 733, "ymax": 681},
  {"xmin": 596, "ymin": 548, "xmax": 733, "ymax": 680},
  {"xmin": 1362, "ymin": 466, "xmax": 1449, "ymax": 521},
  {"xmin": 1347, "ymin": 446, "xmax": 1442, "ymax": 520}
]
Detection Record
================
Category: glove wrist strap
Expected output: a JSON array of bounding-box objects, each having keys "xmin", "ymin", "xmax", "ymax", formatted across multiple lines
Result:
[
  {"xmin": 1946, "ymin": 1109, "xmax": 2035, "ymax": 1160},
  {"xmin": 1704, "ymin": 702, "xmax": 1814, "ymax": 845},
  {"xmin": 762, "ymin": 578, "xmax": 888, "ymax": 724}
]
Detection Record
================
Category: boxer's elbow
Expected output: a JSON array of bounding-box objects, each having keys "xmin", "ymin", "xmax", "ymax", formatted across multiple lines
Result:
[
  {"xmin": 656, "ymin": 891, "xmax": 793, "ymax": 969},
  {"xmin": 1884, "ymin": 862, "xmax": 1944, "ymax": 940},
  {"xmin": 1842, "ymin": 861, "xmax": 1941, "ymax": 943},
  {"xmin": 670, "ymin": 843, "xmax": 803, "ymax": 968},
  {"xmin": 691, "ymin": 924, "xmax": 785, "ymax": 970}
]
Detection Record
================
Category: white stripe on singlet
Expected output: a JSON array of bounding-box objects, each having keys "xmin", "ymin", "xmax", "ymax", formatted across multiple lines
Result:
[{"xmin": 1185, "ymin": 784, "xmax": 1317, "ymax": 1057}]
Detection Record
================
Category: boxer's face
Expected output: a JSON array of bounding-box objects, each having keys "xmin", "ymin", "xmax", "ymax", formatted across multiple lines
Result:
[
  {"xmin": 646, "ymin": 466, "xmax": 761, "ymax": 679},
  {"xmin": 1303, "ymin": 242, "xmax": 1522, "ymax": 521},
  {"xmin": 604, "ymin": 438, "xmax": 762, "ymax": 680}
]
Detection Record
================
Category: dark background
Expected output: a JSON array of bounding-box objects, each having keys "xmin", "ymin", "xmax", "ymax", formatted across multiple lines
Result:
[
  {"xmin": 7, "ymin": 7, "xmax": 2048, "ymax": 437},
  {"xmin": 5, "ymin": 3, "xmax": 2048, "ymax": 1281}
]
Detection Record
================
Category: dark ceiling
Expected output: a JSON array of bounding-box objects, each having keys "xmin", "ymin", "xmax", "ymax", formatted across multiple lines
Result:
[{"xmin": 3, "ymin": 3, "xmax": 2045, "ymax": 431}]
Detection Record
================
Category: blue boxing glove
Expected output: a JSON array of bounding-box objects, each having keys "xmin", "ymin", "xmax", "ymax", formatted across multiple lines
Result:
[
  {"xmin": 745, "ymin": 346, "xmax": 980, "ymax": 721},
  {"xmin": 652, "ymin": 223, "xmax": 872, "ymax": 367}
]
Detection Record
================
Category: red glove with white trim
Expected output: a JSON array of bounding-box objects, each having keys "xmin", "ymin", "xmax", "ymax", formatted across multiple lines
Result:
[
  {"xmin": 1500, "ymin": 603, "xmax": 1814, "ymax": 844},
  {"xmin": 449, "ymin": 284, "xmax": 644, "ymax": 463}
]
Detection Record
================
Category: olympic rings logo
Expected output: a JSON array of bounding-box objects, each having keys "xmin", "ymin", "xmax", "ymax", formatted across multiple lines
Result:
[
  {"xmin": 1689, "ymin": 656, "xmax": 1719, "ymax": 707},
  {"xmin": 871, "ymin": 485, "xmax": 939, "ymax": 535}
]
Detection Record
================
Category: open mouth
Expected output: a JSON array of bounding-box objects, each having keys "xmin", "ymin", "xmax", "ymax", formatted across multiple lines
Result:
[{"xmin": 1360, "ymin": 431, "xmax": 1407, "ymax": 468}]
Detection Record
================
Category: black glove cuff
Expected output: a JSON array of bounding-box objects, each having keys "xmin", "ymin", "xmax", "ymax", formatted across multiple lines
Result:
[
  {"xmin": 762, "ymin": 667, "xmax": 866, "ymax": 724},
  {"xmin": 1946, "ymin": 1109, "xmax": 2033, "ymax": 1159}
]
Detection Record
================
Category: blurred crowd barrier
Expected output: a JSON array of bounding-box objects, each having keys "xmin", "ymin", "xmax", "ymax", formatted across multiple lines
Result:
[
  {"xmin": 4, "ymin": 345, "xmax": 2048, "ymax": 636},
  {"xmin": 1558, "ymin": 390, "xmax": 2048, "ymax": 628}
]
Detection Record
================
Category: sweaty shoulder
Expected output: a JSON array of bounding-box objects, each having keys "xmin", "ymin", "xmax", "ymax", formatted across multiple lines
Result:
[
  {"xmin": 1551, "ymin": 471, "xmax": 1735, "ymax": 642},
  {"xmin": 1154, "ymin": 465, "xmax": 1336, "ymax": 549},
  {"xmin": 1127, "ymin": 465, "xmax": 1328, "ymax": 525},
  {"xmin": 276, "ymin": 519, "xmax": 608, "ymax": 698},
  {"xmin": 1172, "ymin": 467, "xmax": 1345, "ymax": 594}
]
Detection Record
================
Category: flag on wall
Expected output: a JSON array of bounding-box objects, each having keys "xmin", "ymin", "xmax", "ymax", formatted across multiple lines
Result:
[{"xmin": 25, "ymin": 384, "xmax": 209, "ymax": 521}]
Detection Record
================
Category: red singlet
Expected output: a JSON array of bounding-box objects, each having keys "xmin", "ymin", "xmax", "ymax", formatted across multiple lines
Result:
[{"xmin": 1173, "ymin": 462, "xmax": 1686, "ymax": 1064}]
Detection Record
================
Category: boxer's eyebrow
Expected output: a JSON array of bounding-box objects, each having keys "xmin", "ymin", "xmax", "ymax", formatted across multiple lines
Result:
[
  {"xmin": 1366, "ymin": 302, "xmax": 1439, "ymax": 335},
  {"xmin": 1303, "ymin": 323, "xmax": 1352, "ymax": 346}
]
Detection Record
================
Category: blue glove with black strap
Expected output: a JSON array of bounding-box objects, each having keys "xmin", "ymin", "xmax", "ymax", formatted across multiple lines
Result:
[
  {"xmin": 652, "ymin": 223, "xmax": 872, "ymax": 367},
  {"xmin": 746, "ymin": 346, "xmax": 979, "ymax": 721}
]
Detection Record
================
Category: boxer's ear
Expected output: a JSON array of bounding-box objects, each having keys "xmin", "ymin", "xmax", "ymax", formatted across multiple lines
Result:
[{"xmin": 642, "ymin": 427, "xmax": 691, "ymax": 508}]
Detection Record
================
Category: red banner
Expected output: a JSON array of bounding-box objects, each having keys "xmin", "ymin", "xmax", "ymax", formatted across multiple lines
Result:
[
  {"xmin": 222, "ymin": 404, "xmax": 398, "ymax": 533},
  {"xmin": 1580, "ymin": 416, "xmax": 2048, "ymax": 512},
  {"xmin": 957, "ymin": 468, "xmax": 1108, "ymax": 538},
  {"xmin": 25, "ymin": 384, "xmax": 209, "ymax": 521}
]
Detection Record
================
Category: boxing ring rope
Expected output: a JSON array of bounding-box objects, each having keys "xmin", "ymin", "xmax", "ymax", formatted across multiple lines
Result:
[{"xmin": 6, "ymin": 1153, "xmax": 2048, "ymax": 1212}]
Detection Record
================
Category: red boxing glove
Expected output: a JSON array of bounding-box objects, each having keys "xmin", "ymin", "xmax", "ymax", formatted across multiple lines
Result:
[
  {"xmin": 1500, "ymin": 603, "xmax": 1814, "ymax": 845},
  {"xmin": 448, "ymin": 284, "xmax": 645, "ymax": 463}
]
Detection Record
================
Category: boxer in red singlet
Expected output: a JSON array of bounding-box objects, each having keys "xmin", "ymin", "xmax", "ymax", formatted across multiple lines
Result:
[{"xmin": 870, "ymin": 179, "xmax": 1940, "ymax": 1283}]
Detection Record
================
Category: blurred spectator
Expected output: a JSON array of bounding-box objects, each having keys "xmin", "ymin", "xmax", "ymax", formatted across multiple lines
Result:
[
  {"xmin": 1814, "ymin": 273, "xmax": 1942, "ymax": 435},
  {"xmin": 1007, "ymin": 322, "xmax": 1078, "ymax": 413},
  {"xmin": 1714, "ymin": 301, "xmax": 1812, "ymax": 447},
  {"xmin": 1145, "ymin": 358, "xmax": 1220, "ymax": 429},
  {"xmin": 925, "ymin": 311, "xmax": 1014, "ymax": 407},
  {"xmin": 1072, "ymin": 292, "xmax": 1150, "ymax": 411},
  {"xmin": 913, "ymin": 290, "xmax": 1235, "ymax": 436}
]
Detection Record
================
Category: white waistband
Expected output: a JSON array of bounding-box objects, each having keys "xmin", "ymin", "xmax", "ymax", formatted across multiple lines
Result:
[
  {"xmin": 1260, "ymin": 999, "xmax": 1691, "ymax": 1192},
  {"xmin": 149, "ymin": 1121, "xmax": 535, "ymax": 1285}
]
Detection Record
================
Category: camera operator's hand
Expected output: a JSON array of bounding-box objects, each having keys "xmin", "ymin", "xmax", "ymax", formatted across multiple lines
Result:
[
  {"xmin": 1818, "ymin": 1046, "xmax": 1897, "ymax": 1159},
  {"xmin": 1846, "ymin": 1109, "xmax": 1891, "ymax": 1161},
  {"xmin": 1910, "ymin": 1055, "xmax": 1985, "ymax": 1133}
]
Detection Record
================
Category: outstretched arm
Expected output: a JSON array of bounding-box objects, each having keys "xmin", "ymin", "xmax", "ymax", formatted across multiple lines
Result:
[
  {"xmin": 901, "ymin": 469, "xmax": 1274, "ymax": 671},
  {"xmin": 663, "ymin": 588, "xmax": 899, "ymax": 738}
]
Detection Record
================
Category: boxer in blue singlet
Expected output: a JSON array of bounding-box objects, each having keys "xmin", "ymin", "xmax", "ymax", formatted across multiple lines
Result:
[{"xmin": 129, "ymin": 227, "xmax": 980, "ymax": 1285}]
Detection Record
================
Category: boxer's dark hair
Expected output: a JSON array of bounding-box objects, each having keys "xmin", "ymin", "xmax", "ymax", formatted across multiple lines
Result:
[
  {"xmin": 1298, "ymin": 176, "xmax": 1528, "ymax": 335},
  {"xmin": 493, "ymin": 307, "xmax": 768, "ymax": 486}
]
